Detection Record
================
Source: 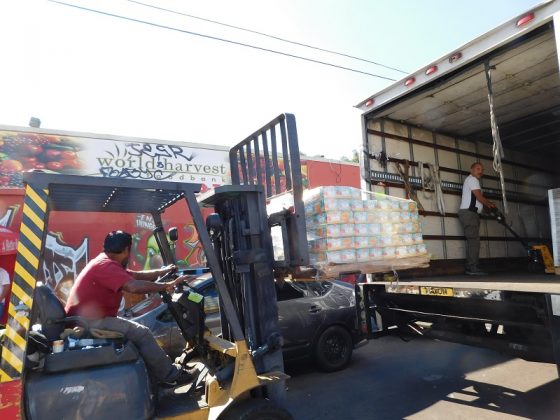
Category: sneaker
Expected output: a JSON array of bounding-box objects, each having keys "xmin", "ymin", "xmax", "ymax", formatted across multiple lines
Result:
[
  {"xmin": 465, "ymin": 269, "xmax": 488, "ymax": 276},
  {"xmin": 159, "ymin": 368, "xmax": 196, "ymax": 388}
]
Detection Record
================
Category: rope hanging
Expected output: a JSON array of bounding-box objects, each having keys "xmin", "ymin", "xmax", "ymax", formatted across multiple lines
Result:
[{"xmin": 484, "ymin": 61, "xmax": 509, "ymax": 215}]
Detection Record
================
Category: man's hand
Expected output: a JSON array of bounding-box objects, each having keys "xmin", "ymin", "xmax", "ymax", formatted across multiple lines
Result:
[
  {"xmin": 162, "ymin": 264, "xmax": 177, "ymax": 274},
  {"xmin": 486, "ymin": 200, "xmax": 497, "ymax": 209},
  {"xmin": 162, "ymin": 274, "xmax": 194, "ymax": 293}
]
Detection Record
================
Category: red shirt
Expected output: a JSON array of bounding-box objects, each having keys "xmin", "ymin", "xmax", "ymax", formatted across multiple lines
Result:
[{"xmin": 65, "ymin": 253, "xmax": 133, "ymax": 319}]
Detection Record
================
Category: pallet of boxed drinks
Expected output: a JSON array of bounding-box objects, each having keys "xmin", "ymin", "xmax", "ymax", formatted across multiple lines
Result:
[{"xmin": 303, "ymin": 186, "xmax": 429, "ymax": 278}]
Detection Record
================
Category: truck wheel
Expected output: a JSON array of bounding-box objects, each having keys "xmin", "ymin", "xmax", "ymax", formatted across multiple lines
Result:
[
  {"xmin": 219, "ymin": 398, "xmax": 293, "ymax": 420},
  {"xmin": 314, "ymin": 325, "xmax": 353, "ymax": 372}
]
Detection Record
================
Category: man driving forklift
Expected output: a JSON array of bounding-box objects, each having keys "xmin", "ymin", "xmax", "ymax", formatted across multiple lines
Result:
[{"xmin": 65, "ymin": 230, "xmax": 195, "ymax": 387}]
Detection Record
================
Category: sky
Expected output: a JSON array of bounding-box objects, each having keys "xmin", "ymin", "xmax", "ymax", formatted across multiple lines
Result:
[{"xmin": 0, "ymin": 0, "xmax": 542, "ymax": 159}]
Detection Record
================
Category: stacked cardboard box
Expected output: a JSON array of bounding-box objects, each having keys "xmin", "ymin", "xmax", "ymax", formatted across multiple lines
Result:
[{"xmin": 304, "ymin": 186, "xmax": 428, "ymax": 270}]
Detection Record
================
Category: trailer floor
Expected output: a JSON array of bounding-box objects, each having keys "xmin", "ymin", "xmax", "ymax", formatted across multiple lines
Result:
[{"xmin": 372, "ymin": 272, "xmax": 560, "ymax": 293}]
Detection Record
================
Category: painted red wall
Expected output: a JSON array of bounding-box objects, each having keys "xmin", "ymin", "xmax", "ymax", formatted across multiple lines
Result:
[
  {"xmin": 0, "ymin": 190, "xmax": 208, "ymax": 309},
  {"xmin": 304, "ymin": 159, "xmax": 360, "ymax": 189}
]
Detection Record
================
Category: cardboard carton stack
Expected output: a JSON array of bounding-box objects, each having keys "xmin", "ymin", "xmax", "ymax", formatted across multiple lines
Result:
[{"xmin": 304, "ymin": 186, "xmax": 428, "ymax": 276}]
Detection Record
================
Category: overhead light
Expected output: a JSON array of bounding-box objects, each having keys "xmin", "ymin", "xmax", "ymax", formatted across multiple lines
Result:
[
  {"xmin": 365, "ymin": 98, "xmax": 374, "ymax": 107},
  {"xmin": 404, "ymin": 77, "xmax": 416, "ymax": 87}
]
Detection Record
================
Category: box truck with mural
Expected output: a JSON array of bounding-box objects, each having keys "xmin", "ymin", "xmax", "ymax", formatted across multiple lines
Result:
[{"xmin": 0, "ymin": 125, "xmax": 360, "ymax": 321}]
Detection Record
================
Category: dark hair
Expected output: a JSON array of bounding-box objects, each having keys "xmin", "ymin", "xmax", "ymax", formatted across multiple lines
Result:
[{"xmin": 103, "ymin": 231, "xmax": 132, "ymax": 254}]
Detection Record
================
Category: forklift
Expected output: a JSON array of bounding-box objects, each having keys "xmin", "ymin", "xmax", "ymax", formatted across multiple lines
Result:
[{"xmin": 0, "ymin": 114, "xmax": 308, "ymax": 419}]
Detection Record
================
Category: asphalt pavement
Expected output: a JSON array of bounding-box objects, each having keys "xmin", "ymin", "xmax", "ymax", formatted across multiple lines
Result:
[{"xmin": 284, "ymin": 336, "xmax": 560, "ymax": 420}]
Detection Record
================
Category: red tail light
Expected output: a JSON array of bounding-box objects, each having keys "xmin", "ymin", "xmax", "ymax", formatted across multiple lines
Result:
[
  {"xmin": 425, "ymin": 65, "xmax": 438, "ymax": 76},
  {"xmin": 517, "ymin": 12, "xmax": 535, "ymax": 27},
  {"xmin": 449, "ymin": 52, "xmax": 462, "ymax": 63},
  {"xmin": 404, "ymin": 77, "xmax": 416, "ymax": 87}
]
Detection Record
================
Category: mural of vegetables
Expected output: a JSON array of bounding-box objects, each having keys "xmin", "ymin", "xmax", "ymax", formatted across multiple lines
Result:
[{"xmin": 0, "ymin": 132, "xmax": 85, "ymax": 187}]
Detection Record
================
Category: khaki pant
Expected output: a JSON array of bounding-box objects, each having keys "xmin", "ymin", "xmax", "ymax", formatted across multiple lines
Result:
[
  {"xmin": 90, "ymin": 317, "xmax": 179, "ymax": 382},
  {"xmin": 458, "ymin": 209, "xmax": 480, "ymax": 271}
]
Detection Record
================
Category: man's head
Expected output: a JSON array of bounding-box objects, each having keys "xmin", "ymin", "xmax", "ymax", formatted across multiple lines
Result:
[
  {"xmin": 470, "ymin": 162, "xmax": 484, "ymax": 179},
  {"xmin": 104, "ymin": 230, "xmax": 132, "ymax": 268}
]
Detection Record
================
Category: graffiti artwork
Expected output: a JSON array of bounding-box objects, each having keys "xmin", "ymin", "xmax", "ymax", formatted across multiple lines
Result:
[
  {"xmin": 40, "ymin": 232, "xmax": 89, "ymax": 303},
  {"xmin": 130, "ymin": 215, "xmax": 206, "ymax": 271},
  {"xmin": 0, "ymin": 204, "xmax": 20, "ymax": 227}
]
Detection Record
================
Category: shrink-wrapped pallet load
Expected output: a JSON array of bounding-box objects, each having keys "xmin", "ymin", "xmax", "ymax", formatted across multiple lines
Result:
[{"xmin": 303, "ymin": 186, "xmax": 429, "ymax": 277}]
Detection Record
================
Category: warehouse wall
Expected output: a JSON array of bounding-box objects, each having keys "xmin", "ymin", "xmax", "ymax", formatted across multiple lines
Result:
[{"xmin": 364, "ymin": 118, "xmax": 559, "ymax": 261}]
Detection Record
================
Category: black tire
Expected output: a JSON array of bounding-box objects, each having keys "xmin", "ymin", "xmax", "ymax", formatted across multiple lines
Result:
[
  {"xmin": 219, "ymin": 398, "xmax": 293, "ymax": 420},
  {"xmin": 314, "ymin": 325, "xmax": 353, "ymax": 372}
]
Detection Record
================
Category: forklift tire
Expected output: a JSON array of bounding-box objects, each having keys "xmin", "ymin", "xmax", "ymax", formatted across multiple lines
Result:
[
  {"xmin": 314, "ymin": 325, "xmax": 353, "ymax": 372},
  {"xmin": 219, "ymin": 398, "xmax": 293, "ymax": 420}
]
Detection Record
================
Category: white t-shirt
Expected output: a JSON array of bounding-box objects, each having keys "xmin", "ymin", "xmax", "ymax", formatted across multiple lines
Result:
[
  {"xmin": 0, "ymin": 267, "xmax": 10, "ymax": 305},
  {"xmin": 460, "ymin": 174, "xmax": 483, "ymax": 213},
  {"xmin": 0, "ymin": 267, "xmax": 9, "ymax": 287}
]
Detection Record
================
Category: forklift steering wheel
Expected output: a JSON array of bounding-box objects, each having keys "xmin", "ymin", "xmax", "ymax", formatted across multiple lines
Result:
[{"xmin": 155, "ymin": 270, "xmax": 176, "ymax": 284}]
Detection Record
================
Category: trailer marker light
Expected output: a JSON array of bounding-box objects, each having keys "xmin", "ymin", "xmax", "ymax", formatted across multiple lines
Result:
[
  {"xmin": 404, "ymin": 77, "xmax": 416, "ymax": 87},
  {"xmin": 516, "ymin": 12, "xmax": 535, "ymax": 27},
  {"xmin": 425, "ymin": 65, "xmax": 438, "ymax": 76},
  {"xmin": 365, "ymin": 98, "xmax": 374, "ymax": 107},
  {"xmin": 449, "ymin": 52, "xmax": 462, "ymax": 63}
]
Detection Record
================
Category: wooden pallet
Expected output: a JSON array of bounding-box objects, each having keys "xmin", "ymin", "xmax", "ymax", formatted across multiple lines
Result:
[{"xmin": 315, "ymin": 255, "xmax": 430, "ymax": 279}]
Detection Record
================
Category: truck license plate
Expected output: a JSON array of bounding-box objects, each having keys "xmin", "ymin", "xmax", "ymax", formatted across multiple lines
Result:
[{"xmin": 420, "ymin": 286, "xmax": 454, "ymax": 297}]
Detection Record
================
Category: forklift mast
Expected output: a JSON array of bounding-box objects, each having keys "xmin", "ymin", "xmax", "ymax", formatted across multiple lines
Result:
[{"xmin": 199, "ymin": 113, "xmax": 308, "ymax": 402}]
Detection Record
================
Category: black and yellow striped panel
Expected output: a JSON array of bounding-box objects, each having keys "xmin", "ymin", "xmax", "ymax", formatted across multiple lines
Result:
[{"xmin": 0, "ymin": 185, "xmax": 48, "ymax": 382}]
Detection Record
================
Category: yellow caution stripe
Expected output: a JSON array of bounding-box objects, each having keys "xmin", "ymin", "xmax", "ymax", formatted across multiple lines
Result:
[{"xmin": 0, "ymin": 184, "xmax": 48, "ymax": 380}]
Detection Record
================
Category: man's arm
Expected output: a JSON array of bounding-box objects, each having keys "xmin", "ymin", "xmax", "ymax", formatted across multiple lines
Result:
[
  {"xmin": 122, "ymin": 273, "xmax": 189, "ymax": 294},
  {"xmin": 128, "ymin": 264, "xmax": 176, "ymax": 282},
  {"xmin": 472, "ymin": 189, "xmax": 496, "ymax": 208}
]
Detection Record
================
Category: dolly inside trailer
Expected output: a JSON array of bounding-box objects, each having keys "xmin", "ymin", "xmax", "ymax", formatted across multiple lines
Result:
[{"xmin": 490, "ymin": 208, "xmax": 554, "ymax": 274}]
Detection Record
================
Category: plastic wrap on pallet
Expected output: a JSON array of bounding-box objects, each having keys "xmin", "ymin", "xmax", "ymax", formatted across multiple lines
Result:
[
  {"xmin": 303, "ymin": 186, "xmax": 429, "ymax": 276},
  {"xmin": 266, "ymin": 191, "xmax": 295, "ymax": 214}
]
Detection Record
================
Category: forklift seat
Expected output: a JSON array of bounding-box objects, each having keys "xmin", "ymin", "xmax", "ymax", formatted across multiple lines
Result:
[
  {"xmin": 32, "ymin": 285, "xmax": 76, "ymax": 341},
  {"xmin": 31, "ymin": 285, "xmax": 139, "ymax": 373}
]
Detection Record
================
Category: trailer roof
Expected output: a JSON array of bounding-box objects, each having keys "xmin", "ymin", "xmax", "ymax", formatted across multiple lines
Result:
[
  {"xmin": 357, "ymin": 0, "xmax": 560, "ymax": 154},
  {"xmin": 23, "ymin": 172, "xmax": 199, "ymax": 214}
]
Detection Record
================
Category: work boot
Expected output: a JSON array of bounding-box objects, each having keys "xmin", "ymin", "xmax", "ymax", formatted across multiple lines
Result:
[{"xmin": 159, "ymin": 365, "xmax": 199, "ymax": 388}]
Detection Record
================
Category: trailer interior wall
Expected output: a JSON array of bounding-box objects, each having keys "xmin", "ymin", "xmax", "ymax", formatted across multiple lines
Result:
[
  {"xmin": 365, "ymin": 120, "xmax": 558, "ymax": 262},
  {"xmin": 362, "ymin": 23, "xmax": 560, "ymax": 265}
]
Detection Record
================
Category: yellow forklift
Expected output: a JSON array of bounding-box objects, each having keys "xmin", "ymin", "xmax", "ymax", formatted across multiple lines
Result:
[{"xmin": 0, "ymin": 114, "xmax": 308, "ymax": 419}]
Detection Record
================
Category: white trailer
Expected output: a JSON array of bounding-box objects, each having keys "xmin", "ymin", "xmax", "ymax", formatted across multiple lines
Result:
[{"xmin": 355, "ymin": 0, "xmax": 560, "ymax": 375}]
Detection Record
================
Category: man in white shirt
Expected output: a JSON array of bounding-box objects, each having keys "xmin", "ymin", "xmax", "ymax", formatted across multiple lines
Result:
[
  {"xmin": 0, "ymin": 267, "xmax": 11, "ymax": 322},
  {"xmin": 459, "ymin": 162, "xmax": 496, "ymax": 276}
]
